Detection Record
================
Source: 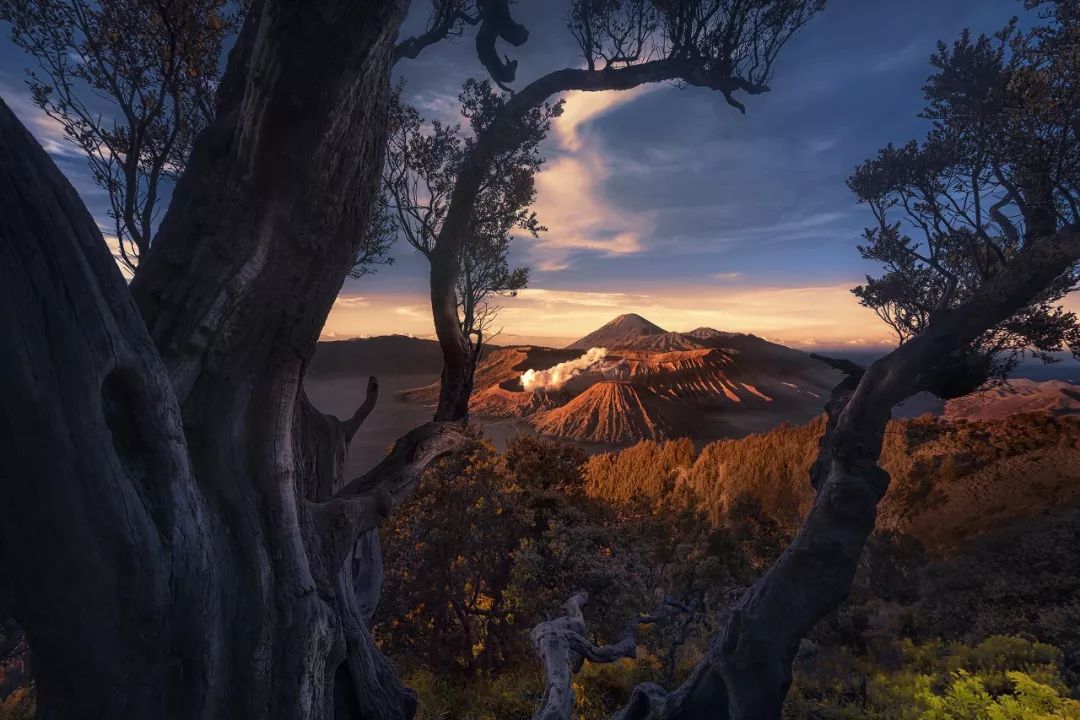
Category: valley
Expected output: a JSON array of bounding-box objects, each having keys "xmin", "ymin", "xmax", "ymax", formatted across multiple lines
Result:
[{"xmin": 308, "ymin": 313, "xmax": 1080, "ymax": 476}]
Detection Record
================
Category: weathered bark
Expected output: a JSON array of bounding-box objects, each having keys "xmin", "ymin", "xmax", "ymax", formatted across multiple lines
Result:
[
  {"xmin": 430, "ymin": 58, "xmax": 772, "ymax": 420},
  {"xmin": 0, "ymin": 94, "xmax": 214, "ymax": 718},
  {"xmin": 531, "ymin": 592, "xmax": 683, "ymax": 720},
  {"xmin": 296, "ymin": 376, "xmax": 380, "ymax": 502},
  {"xmin": 125, "ymin": 1, "xmax": 417, "ymax": 715},
  {"xmin": 293, "ymin": 374, "xmax": 385, "ymax": 632},
  {"xmin": 0, "ymin": 2, "xmax": 481, "ymax": 717},
  {"xmin": 614, "ymin": 226, "xmax": 1080, "ymax": 720}
]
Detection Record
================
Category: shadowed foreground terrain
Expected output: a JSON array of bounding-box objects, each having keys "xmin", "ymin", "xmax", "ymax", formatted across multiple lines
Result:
[
  {"xmin": 354, "ymin": 410, "xmax": 1080, "ymax": 719},
  {"xmin": 5, "ymin": 376, "xmax": 1080, "ymax": 718}
]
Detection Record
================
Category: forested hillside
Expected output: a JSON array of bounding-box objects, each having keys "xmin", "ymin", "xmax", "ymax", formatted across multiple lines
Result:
[{"xmin": 363, "ymin": 414, "xmax": 1080, "ymax": 719}]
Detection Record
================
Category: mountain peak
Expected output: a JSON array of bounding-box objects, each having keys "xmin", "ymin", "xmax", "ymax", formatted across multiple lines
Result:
[
  {"xmin": 568, "ymin": 314, "xmax": 696, "ymax": 350},
  {"xmin": 607, "ymin": 313, "xmax": 667, "ymax": 333}
]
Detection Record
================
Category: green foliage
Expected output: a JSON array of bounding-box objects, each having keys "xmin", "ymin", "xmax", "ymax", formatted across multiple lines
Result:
[
  {"xmin": 0, "ymin": 620, "xmax": 32, "ymax": 720},
  {"xmin": 847, "ymin": 3, "xmax": 1080, "ymax": 390},
  {"xmin": 0, "ymin": 686, "xmax": 34, "ymax": 720},
  {"xmin": 583, "ymin": 413, "xmax": 1080, "ymax": 555},
  {"xmin": 917, "ymin": 510, "xmax": 1080, "ymax": 688},
  {"xmin": 376, "ymin": 439, "xmax": 528, "ymax": 675},
  {"xmin": 787, "ymin": 636, "xmax": 1080, "ymax": 720},
  {"xmin": 407, "ymin": 665, "xmax": 542, "ymax": 720},
  {"xmin": 376, "ymin": 434, "xmax": 755, "ymax": 700},
  {"xmin": 583, "ymin": 438, "xmax": 695, "ymax": 502},
  {"xmin": 380, "ymin": 415, "xmax": 1080, "ymax": 717},
  {"xmin": 573, "ymin": 654, "xmax": 664, "ymax": 720}
]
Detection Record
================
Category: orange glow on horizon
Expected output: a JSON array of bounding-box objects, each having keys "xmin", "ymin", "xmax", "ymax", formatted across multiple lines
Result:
[{"xmin": 320, "ymin": 282, "xmax": 904, "ymax": 350}]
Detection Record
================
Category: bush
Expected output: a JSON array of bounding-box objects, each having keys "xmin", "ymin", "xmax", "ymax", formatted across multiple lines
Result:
[{"xmin": 786, "ymin": 636, "xmax": 1080, "ymax": 720}]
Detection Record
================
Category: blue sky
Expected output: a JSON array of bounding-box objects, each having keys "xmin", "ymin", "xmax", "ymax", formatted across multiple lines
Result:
[{"xmin": 0, "ymin": 0, "xmax": 1046, "ymax": 348}]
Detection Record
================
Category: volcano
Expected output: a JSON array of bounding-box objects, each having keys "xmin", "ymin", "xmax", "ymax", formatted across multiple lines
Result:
[
  {"xmin": 402, "ymin": 314, "xmax": 842, "ymax": 445},
  {"xmin": 567, "ymin": 313, "xmax": 703, "ymax": 352},
  {"xmin": 530, "ymin": 382, "xmax": 695, "ymax": 443}
]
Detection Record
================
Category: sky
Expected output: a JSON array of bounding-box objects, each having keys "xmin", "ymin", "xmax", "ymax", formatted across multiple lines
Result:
[{"xmin": 1, "ymin": 0, "xmax": 1065, "ymax": 350}]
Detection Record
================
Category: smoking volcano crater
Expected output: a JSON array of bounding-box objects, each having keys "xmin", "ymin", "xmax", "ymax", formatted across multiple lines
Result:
[{"xmin": 404, "ymin": 314, "xmax": 842, "ymax": 444}]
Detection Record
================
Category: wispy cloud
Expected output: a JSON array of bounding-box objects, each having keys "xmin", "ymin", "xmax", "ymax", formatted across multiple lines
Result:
[
  {"xmin": 552, "ymin": 86, "xmax": 654, "ymax": 151},
  {"xmin": 529, "ymin": 88, "xmax": 657, "ymax": 270},
  {"xmin": 515, "ymin": 288, "xmax": 648, "ymax": 307},
  {"xmin": 703, "ymin": 210, "xmax": 856, "ymax": 250},
  {"xmin": 410, "ymin": 89, "xmax": 465, "ymax": 127},
  {"xmin": 870, "ymin": 39, "xmax": 927, "ymax": 74},
  {"xmin": 806, "ymin": 137, "xmax": 839, "ymax": 155},
  {"xmin": 0, "ymin": 80, "xmax": 81, "ymax": 159}
]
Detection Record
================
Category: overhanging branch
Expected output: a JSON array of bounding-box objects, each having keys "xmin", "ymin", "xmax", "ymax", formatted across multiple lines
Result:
[{"xmin": 310, "ymin": 422, "xmax": 470, "ymax": 571}]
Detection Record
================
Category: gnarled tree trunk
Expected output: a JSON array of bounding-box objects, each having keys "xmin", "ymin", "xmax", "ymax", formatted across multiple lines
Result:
[
  {"xmin": 1, "ymin": 93, "xmax": 216, "ymax": 718},
  {"xmin": 0, "ymin": 0, "xmax": 478, "ymax": 717},
  {"xmin": 613, "ymin": 226, "xmax": 1080, "ymax": 720}
]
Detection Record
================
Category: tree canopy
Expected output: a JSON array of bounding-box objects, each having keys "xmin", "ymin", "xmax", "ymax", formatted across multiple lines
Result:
[
  {"xmin": 849, "ymin": 1, "xmax": 1080, "ymax": 394},
  {"xmin": 382, "ymin": 81, "xmax": 553, "ymax": 356},
  {"xmin": 0, "ymin": 0, "xmax": 240, "ymax": 273}
]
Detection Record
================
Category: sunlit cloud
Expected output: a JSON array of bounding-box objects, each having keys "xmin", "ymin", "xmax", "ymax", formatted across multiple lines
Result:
[
  {"xmin": 321, "ymin": 292, "xmax": 429, "ymax": 340},
  {"xmin": 553, "ymin": 86, "xmax": 654, "ymax": 151},
  {"xmin": 529, "ymin": 88, "xmax": 657, "ymax": 270},
  {"xmin": 515, "ymin": 288, "xmax": 648, "ymax": 307},
  {"xmin": 0, "ymin": 81, "xmax": 81, "ymax": 159},
  {"xmin": 393, "ymin": 304, "xmax": 430, "ymax": 319},
  {"xmin": 102, "ymin": 234, "xmax": 135, "ymax": 281},
  {"xmin": 335, "ymin": 296, "xmax": 371, "ymax": 308}
]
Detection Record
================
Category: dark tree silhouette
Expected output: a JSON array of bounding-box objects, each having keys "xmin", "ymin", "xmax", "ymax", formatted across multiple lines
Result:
[
  {"xmin": 394, "ymin": 0, "xmax": 479, "ymax": 63},
  {"xmin": 848, "ymin": 11, "xmax": 1080, "ymax": 394},
  {"xmin": 0, "ymin": 0, "xmax": 240, "ymax": 273},
  {"xmin": 9, "ymin": 2, "xmax": 1076, "ymax": 719},
  {"xmin": 383, "ymin": 82, "xmax": 543, "ymax": 368},
  {"xmin": 0, "ymin": 0, "xmax": 486, "ymax": 716},
  {"xmin": 393, "ymin": 0, "xmax": 528, "ymax": 87},
  {"xmin": 0, "ymin": 0, "xmax": 829, "ymax": 717}
]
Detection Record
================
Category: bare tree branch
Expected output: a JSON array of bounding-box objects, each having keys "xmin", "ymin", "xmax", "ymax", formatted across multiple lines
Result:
[
  {"xmin": 312, "ymin": 422, "xmax": 472, "ymax": 572},
  {"xmin": 393, "ymin": 0, "xmax": 480, "ymax": 63},
  {"xmin": 531, "ymin": 591, "xmax": 686, "ymax": 720}
]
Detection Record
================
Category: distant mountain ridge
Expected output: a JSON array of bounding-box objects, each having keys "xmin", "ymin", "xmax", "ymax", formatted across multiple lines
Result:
[
  {"xmin": 311, "ymin": 322, "xmax": 1080, "ymax": 449},
  {"xmin": 398, "ymin": 313, "xmax": 845, "ymax": 445},
  {"xmin": 943, "ymin": 379, "xmax": 1080, "ymax": 421},
  {"xmin": 309, "ymin": 335, "xmax": 444, "ymax": 377}
]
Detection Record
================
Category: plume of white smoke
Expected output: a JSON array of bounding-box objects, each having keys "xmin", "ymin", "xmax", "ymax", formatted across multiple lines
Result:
[{"xmin": 520, "ymin": 347, "xmax": 609, "ymax": 392}]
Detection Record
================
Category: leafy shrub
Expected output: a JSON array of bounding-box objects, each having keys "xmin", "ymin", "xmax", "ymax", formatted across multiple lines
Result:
[{"xmin": 786, "ymin": 636, "xmax": 1080, "ymax": 720}]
